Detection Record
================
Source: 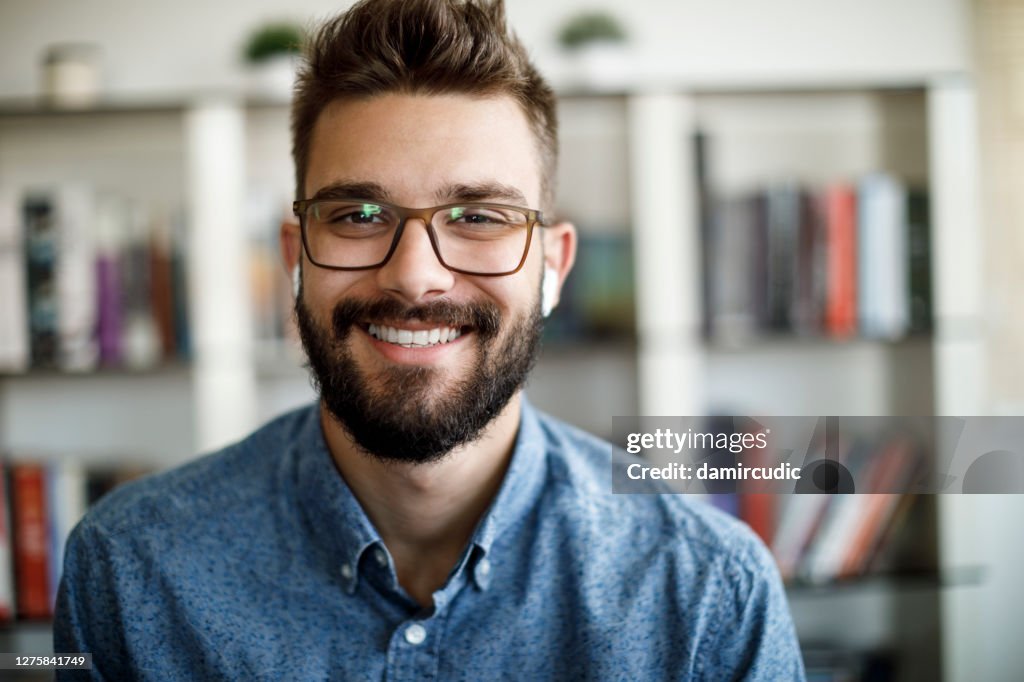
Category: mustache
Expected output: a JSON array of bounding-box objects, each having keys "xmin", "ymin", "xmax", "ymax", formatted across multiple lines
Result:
[{"xmin": 330, "ymin": 297, "xmax": 503, "ymax": 340}]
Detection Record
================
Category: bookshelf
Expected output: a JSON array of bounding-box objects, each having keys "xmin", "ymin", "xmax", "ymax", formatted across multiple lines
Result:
[
  {"xmin": 0, "ymin": 95, "xmax": 311, "ymax": 653},
  {"xmin": 610, "ymin": 79, "xmax": 983, "ymax": 682},
  {"xmin": 0, "ymin": 77, "xmax": 987, "ymax": 681},
  {"xmin": 529, "ymin": 94, "xmax": 639, "ymax": 438}
]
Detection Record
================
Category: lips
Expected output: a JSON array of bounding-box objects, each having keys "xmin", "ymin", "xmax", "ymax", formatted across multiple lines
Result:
[
  {"xmin": 366, "ymin": 323, "xmax": 464, "ymax": 348},
  {"xmin": 330, "ymin": 296, "xmax": 502, "ymax": 349}
]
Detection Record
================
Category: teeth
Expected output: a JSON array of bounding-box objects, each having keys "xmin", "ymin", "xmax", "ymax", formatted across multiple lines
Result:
[{"xmin": 368, "ymin": 324, "xmax": 463, "ymax": 348}]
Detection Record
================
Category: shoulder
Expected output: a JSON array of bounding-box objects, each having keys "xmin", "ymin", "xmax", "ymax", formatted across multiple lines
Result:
[
  {"xmin": 75, "ymin": 404, "xmax": 316, "ymax": 542},
  {"xmin": 532, "ymin": 410, "xmax": 801, "ymax": 676},
  {"xmin": 534, "ymin": 409, "xmax": 778, "ymax": 586}
]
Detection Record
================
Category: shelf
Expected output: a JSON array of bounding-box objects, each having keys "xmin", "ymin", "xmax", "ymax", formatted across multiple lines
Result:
[
  {"xmin": 785, "ymin": 565, "xmax": 985, "ymax": 595},
  {"xmin": 0, "ymin": 91, "xmax": 291, "ymax": 118},
  {"xmin": 704, "ymin": 333, "xmax": 933, "ymax": 353},
  {"xmin": 0, "ymin": 361, "xmax": 190, "ymax": 381}
]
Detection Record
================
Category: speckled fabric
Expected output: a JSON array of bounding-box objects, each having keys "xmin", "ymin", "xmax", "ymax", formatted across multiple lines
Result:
[{"xmin": 54, "ymin": 400, "xmax": 805, "ymax": 681}]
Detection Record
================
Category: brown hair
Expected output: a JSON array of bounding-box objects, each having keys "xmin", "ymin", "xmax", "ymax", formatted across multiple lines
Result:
[{"xmin": 291, "ymin": 0, "xmax": 558, "ymax": 210}]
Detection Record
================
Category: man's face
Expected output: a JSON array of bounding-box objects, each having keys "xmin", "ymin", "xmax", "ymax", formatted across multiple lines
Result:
[{"xmin": 290, "ymin": 93, "xmax": 568, "ymax": 463}]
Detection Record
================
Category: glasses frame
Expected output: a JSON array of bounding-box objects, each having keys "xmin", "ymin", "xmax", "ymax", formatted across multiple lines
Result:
[{"xmin": 292, "ymin": 198, "xmax": 545, "ymax": 277}]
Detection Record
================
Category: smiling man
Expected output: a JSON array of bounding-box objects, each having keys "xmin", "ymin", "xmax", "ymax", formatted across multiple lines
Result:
[{"xmin": 54, "ymin": 1, "xmax": 804, "ymax": 680}]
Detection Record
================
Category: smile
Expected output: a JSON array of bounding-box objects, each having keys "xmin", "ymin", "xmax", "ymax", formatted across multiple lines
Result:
[{"xmin": 366, "ymin": 323, "xmax": 464, "ymax": 348}]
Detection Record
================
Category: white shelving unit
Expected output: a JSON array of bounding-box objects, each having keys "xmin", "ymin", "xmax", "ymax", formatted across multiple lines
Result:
[
  {"xmin": 607, "ymin": 78, "xmax": 983, "ymax": 682},
  {"xmin": 0, "ymin": 77, "xmax": 999, "ymax": 680},
  {"xmin": 0, "ymin": 95, "xmax": 316, "ymax": 467}
]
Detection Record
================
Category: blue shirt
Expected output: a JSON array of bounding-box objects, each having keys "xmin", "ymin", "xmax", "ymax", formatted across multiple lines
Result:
[{"xmin": 55, "ymin": 400, "xmax": 805, "ymax": 681}]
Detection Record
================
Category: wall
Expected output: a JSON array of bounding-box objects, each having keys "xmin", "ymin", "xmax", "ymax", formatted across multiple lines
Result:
[{"xmin": 0, "ymin": 0, "xmax": 969, "ymax": 99}]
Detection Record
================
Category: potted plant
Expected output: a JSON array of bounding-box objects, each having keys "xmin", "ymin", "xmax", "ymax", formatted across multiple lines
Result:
[{"xmin": 242, "ymin": 22, "xmax": 305, "ymax": 99}]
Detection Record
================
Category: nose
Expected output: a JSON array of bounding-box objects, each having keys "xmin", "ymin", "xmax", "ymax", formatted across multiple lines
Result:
[{"xmin": 375, "ymin": 218, "xmax": 456, "ymax": 303}]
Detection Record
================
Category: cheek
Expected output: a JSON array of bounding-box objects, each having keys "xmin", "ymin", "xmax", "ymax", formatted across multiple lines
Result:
[
  {"xmin": 305, "ymin": 270, "xmax": 374, "ymax": 307},
  {"xmin": 477, "ymin": 277, "xmax": 539, "ymax": 318}
]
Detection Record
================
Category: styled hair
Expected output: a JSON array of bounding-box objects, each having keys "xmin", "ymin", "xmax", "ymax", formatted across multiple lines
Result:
[{"xmin": 291, "ymin": 0, "xmax": 558, "ymax": 210}]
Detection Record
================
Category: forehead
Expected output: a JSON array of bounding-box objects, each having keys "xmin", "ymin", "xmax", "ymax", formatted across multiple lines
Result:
[{"xmin": 305, "ymin": 93, "xmax": 542, "ymax": 206}]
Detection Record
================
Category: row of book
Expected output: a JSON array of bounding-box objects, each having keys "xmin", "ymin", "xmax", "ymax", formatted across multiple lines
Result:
[
  {"xmin": 709, "ymin": 431, "xmax": 924, "ymax": 585},
  {"xmin": 543, "ymin": 233, "xmax": 635, "ymax": 343},
  {"xmin": 248, "ymin": 221, "xmax": 299, "ymax": 357},
  {"xmin": 0, "ymin": 185, "xmax": 191, "ymax": 373},
  {"xmin": 0, "ymin": 458, "xmax": 147, "ymax": 621},
  {"xmin": 700, "ymin": 175, "xmax": 931, "ymax": 343}
]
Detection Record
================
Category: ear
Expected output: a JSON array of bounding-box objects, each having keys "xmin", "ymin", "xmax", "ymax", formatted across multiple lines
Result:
[
  {"xmin": 540, "ymin": 221, "xmax": 577, "ymax": 309},
  {"xmin": 280, "ymin": 216, "xmax": 302, "ymax": 274}
]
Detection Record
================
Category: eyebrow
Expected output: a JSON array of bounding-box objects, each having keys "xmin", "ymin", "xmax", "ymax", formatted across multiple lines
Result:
[
  {"xmin": 435, "ymin": 182, "xmax": 528, "ymax": 206},
  {"xmin": 309, "ymin": 181, "xmax": 393, "ymax": 203},
  {"xmin": 308, "ymin": 180, "xmax": 529, "ymax": 207}
]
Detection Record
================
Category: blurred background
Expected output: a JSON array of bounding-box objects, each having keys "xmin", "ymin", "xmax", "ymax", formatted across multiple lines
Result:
[{"xmin": 0, "ymin": 0, "xmax": 1022, "ymax": 680}]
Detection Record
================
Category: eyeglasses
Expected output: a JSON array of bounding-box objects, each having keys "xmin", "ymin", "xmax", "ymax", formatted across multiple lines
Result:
[{"xmin": 292, "ymin": 198, "xmax": 545, "ymax": 277}]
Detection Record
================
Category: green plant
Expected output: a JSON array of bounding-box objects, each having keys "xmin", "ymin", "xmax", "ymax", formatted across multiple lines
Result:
[
  {"xmin": 557, "ymin": 11, "xmax": 627, "ymax": 50},
  {"xmin": 244, "ymin": 22, "xmax": 304, "ymax": 63}
]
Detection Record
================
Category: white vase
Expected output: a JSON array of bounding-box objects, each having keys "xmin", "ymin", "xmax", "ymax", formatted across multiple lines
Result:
[
  {"xmin": 246, "ymin": 54, "xmax": 299, "ymax": 101},
  {"xmin": 568, "ymin": 43, "xmax": 632, "ymax": 91}
]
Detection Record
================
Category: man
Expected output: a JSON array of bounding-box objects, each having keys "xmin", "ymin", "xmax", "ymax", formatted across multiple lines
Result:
[{"xmin": 55, "ymin": 0, "xmax": 805, "ymax": 679}]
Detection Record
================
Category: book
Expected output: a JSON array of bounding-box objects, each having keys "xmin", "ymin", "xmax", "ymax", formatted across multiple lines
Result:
[
  {"xmin": 54, "ymin": 184, "xmax": 99, "ymax": 372},
  {"xmin": 170, "ymin": 208, "xmax": 192, "ymax": 360},
  {"xmin": 694, "ymin": 130, "xmax": 715, "ymax": 340},
  {"xmin": 544, "ymin": 233, "xmax": 634, "ymax": 343},
  {"xmin": 94, "ymin": 194, "xmax": 125, "ymax": 367},
  {"xmin": 149, "ymin": 214, "xmax": 178, "ymax": 359},
  {"xmin": 47, "ymin": 460, "xmax": 88, "ymax": 610},
  {"xmin": 906, "ymin": 189, "xmax": 932, "ymax": 334},
  {"xmin": 10, "ymin": 462, "xmax": 52, "ymax": 619},
  {"xmin": 793, "ymin": 191, "xmax": 827, "ymax": 336},
  {"xmin": 799, "ymin": 437, "xmax": 916, "ymax": 583},
  {"xmin": 764, "ymin": 183, "xmax": 801, "ymax": 331},
  {"xmin": 823, "ymin": 184, "xmax": 857, "ymax": 339},
  {"xmin": 857, "ymin": 174, "xmax": 909, "ymax": 339},
  {"xmin": 837, "ymin": 439, "xmax": 919, "ymax": 578},
  {"xmin": 707, "ymin": 196, "xmax": 758, "ymax": 342},
  {"xmin": 120, "ymin": 203, "xmax": 160, "ymax": 369},
  {"xmin": 0, "ymin": 462, "xmax": 15, "ymax": 621},
  {"xmin": 23, "ymin": 194, "xmax": 60, "ymax": 368},
  {"xmin": 0, "ymin": 188, "xmax": 29, "ymax": 372},
  {"xmin": 771, "ymin": 437, "xmax": 852, "ymax": 580}
]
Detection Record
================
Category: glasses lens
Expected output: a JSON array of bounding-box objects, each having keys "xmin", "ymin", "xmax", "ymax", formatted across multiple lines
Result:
[
  {"xmin": 302, "ymin": 201, "xmax": 533, "ymax": 274},
  {"xmin": 304, "ymin": 201, "xmax": 398, "ymax": 267},
  {"xmin": 431, "ymin": 206, "xmax": 530, "ymax": 274}
]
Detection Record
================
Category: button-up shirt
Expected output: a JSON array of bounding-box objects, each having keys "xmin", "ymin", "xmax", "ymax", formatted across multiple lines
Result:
[{"xmin": 55, "ymin": 400, "xmax": 805, "ymax": 680}]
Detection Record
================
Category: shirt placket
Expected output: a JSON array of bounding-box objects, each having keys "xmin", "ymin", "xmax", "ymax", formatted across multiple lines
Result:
[
  {"xmin": 383, "ymin": 606, "xmax": 447, "ymax": 682},
  {"xmin": 369, "ymin": 545, "xmax": 473, "ymax": 682}
]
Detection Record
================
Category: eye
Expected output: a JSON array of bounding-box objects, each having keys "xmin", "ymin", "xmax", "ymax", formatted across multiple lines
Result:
[
  {"xmin": 316, "ymin": 202, "xmax": 389, "ymax": 225},
  {"xmin": 444, "ymin": 206, "xmax": 523, "ymax": 226}
]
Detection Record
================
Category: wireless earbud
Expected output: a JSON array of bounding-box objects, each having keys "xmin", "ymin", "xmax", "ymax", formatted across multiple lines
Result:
[
  {"xmin": 292, "ymin": 265, "xmax": 301, "ymax": 298},
  {"xmin": 541, "ymin": 266, "xmax": 559, "ymax": 318}
]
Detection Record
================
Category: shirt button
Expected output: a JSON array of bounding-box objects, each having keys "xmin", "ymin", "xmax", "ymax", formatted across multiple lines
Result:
[
  {"xmin": 373, "ymin": 548, "xmax": 388, "ymax": 567},
  {"xmin": 477, "ymin": 558, "xmax": 492, "ymax": 577},
  {"xmin": 340, "ymin": 564, "xmax": 353, "ymax": 580},
  {"xmin": 404, "ymin": 623, "xmax": 427, "ymax": 646}
]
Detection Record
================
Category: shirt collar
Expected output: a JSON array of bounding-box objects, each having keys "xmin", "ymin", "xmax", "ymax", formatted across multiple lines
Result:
[
  {"xmin": 294, "ymin": 407, "xmax": 381, "ymax": 594},
  {"xmin": 465, "ymin": 397, "xmax": 547, "ymax": 559},
  {"xmin": 293, "ymin": 397, "xmax": 549, "ymax": 594}
]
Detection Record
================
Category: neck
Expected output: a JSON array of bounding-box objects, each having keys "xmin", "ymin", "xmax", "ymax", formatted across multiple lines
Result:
[{"xmin": 320, "ymin": 393, "xmax": 522, "ymax": 606}]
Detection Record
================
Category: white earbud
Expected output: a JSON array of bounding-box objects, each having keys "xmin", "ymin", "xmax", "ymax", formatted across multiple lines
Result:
[
  {"xmin": 292, "ymin": 265, "xmax": 301, "ymax": 298},
  {"xmin": 541, "ymin": 266, "xmax": 559, "ymax": 318}
]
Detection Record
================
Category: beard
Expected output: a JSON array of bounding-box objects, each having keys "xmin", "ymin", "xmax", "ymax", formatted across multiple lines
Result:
[{"xmin": 294, "ymin": 285, "xmax": 543, "ymax": 464}]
